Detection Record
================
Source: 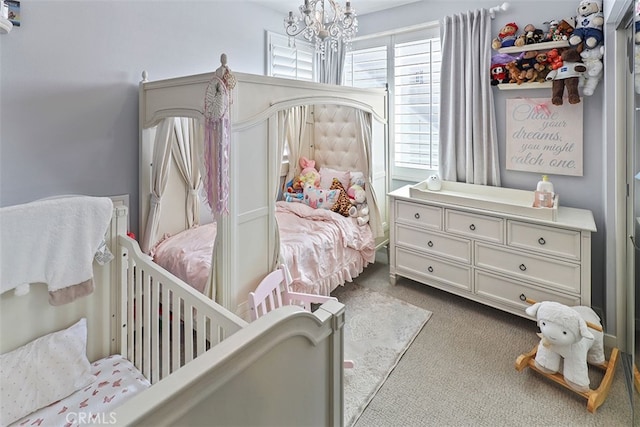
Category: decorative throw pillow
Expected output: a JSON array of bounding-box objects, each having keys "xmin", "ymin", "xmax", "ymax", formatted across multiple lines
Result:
[
  {"xmin": 330, "ymin": 178, "xmax": 352, "ymax": 217},
  {"xmin": 319, "ymin": 167, "xmax": 351, "ymax": 190},
  {"xmin": 303, "ymin": 185, "xmax": 339, "ymax": 210},
  {"xmin": 0, "ymin": 318, "xmax": 96, "ymax": 426}
]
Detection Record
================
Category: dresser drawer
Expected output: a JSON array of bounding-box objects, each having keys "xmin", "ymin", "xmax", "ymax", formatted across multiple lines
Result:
[
  {"xmin": 475, "ymin": 242, "xmax": 580, "ymax": 294},
  {"xmin": 475, "ymin": 270, "xmax": 581, "ymax": 312},
  {"xmin": 507, "ymin": 221, "xmax": 581, "ymax": 261},
  {"xmin": 445, "ymin": 210, "xmax": 504, "ymax": 243},
  {"xmin": 396, "ymin": 223, "xmax": 471, "ymax": 264},
  {"xmin": 396, "ymin": 247, "xmax": 471, "ymax": 292},
  {"xmin": 395, "ymin": 201, "xmax": 442, "ymax": 230}
]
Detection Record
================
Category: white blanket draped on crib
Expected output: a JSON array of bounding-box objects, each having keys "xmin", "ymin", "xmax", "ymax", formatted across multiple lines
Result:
[{"xmin": 0, "ymin": 196, "xmax": 113, "ymax": 305}]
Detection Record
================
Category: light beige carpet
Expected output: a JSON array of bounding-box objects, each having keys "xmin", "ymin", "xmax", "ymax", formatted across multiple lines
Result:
[{"xmin": 332, "ymin": 283, "xmax": 432, "ymax": 427}]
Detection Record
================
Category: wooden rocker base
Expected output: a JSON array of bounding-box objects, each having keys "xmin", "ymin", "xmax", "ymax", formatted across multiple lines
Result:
[{"xmin": 515, "ymin": 346, "xmax": 620, "ymax": 413}]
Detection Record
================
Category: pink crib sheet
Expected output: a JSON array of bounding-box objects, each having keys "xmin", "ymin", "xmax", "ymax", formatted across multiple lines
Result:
[{"xmin": 11, "ymin": 355, "xmax": 150, "ymax": 427}]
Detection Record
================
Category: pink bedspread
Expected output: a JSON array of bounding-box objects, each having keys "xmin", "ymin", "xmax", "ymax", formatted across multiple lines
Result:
[
  {"xmin": 276, "ymin": 201, "xmax": 375, "ymax": 295},
  {"xmin": 152, "ymin": 223, "xmax": 216, "ymax": 294}
]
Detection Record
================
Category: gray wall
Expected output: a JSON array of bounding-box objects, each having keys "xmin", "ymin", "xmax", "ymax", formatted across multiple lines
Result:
[
  {"xmin": 0, "ymin": 0, "xmax": 284, "ymax": 231},
  {"xmin": 360, "ymin": 1, "xmax": 609, "ymax": 322},
  {"xmin": 0, "ymin": 1, "xmax": 613, "ymax": 326}
]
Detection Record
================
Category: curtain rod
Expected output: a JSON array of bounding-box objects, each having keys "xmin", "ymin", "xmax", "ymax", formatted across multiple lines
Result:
[{"xmin": 489, "ymin": 2, "xmax": 509, "ymax": 19}]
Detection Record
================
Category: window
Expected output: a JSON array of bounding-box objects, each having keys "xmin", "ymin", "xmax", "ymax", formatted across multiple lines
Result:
[
  {"xmin": 343, "ymin": 24, "xmax": 441, "ymax": 182},
  {"xmin": 267, "ymin": 32, "xmax": 315, "ymax": 81}
]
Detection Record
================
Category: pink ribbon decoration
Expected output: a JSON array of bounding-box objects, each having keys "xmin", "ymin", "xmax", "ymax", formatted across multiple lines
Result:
[
  {"xmin": 521, "ymin": 97, "xmax": 552, "ymax": 117},
  {"xmin": 203, "ymin": 76, "xmax": 230, "ymax": 216}
]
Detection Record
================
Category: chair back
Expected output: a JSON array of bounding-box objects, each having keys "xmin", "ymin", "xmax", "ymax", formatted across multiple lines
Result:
[{"xmin": 248, "ymin": 267, "xmax": 288, "ymax": 321}]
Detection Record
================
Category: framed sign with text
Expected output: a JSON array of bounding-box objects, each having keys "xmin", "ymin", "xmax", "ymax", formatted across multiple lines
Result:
[{"xmin": 505, "ymin": 98, "xmax": 583, "ymax": 176}]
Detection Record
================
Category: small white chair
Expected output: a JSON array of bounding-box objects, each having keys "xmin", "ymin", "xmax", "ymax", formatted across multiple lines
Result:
[{"xmin": 248, "ymin": 264, "xmax": 354, "ymax": 368}]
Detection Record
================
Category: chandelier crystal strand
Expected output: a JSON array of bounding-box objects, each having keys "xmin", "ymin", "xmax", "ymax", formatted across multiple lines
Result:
[{"xmin": 284, "ymin": 0, "xmax": 358, "ymax": 59}]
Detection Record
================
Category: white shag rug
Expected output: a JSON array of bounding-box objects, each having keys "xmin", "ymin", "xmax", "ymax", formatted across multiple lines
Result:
[{"xmin": 332, "ymin": 284, "xmax": 432, "ymax": 427}]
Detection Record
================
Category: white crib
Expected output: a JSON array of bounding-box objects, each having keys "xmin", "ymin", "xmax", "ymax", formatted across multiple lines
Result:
[{"xmin": 0, "ymin": 204, "xmax": 346, "ymax": 426}]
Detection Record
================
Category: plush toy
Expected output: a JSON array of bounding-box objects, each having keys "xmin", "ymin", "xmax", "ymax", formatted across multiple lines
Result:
[
  {"xmin": 569, "ymin": 0, "xmax": 604, "ymax": 49},
  {"xmin": 546, "ymin": 48, "xmax": 564, "ymax": 70},
  {"xmin": 525, "ymin": 301, "xmax": 605, "ymax": 392},
  {"xmin": 546, "ymin": 48, "xmax": 587, "ymax": 105},
  {"xmin": 346, "ymin": 184, "xmax": 369, "ymax": 225},
  {"xmin": 297, "ymin": 156, "xmax": 320, "ymax": 189},
  {"xmin": 579, "ymin": 45, "xmax": 604, "ymax": 96},
  {"xmin": 490, "ymin": 53, "xmax": 518, "ymax": 85},
  {"xmin": 533, "ymin": 52, "xmax": 551, "ymax": 82},
  {"xmin": 504, "ymin": 61, "xmax": 524, "ymax": 84},
  {"xmin": 284, "ymin": 192, "xmax": 303, "ymax": 203},
  {"xmin": 556, "ymin": 18, "xmax": 576, "ymax": 41},
  {"xmin": 492, "ymin": 22, "xmax": 519, "ymax": 50},
  {"xmin": 516, "ymin": 50, "xmax": 540, "ymax": 83},
  {"xmin": 515, "ymin": 23, "xmax": 544, "ymax": 46},
  {"xmin": 426, "ymin": 174, "xmax": 442, "ymax": 191}
]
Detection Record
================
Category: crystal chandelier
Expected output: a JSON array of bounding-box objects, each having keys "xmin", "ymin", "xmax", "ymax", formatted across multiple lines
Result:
[{"xmin": 284, "ymin": 0, "xmax": 358, "ymax": 59}]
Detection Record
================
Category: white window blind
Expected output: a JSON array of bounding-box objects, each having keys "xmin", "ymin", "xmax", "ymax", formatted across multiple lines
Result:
[
  {"xmin": 394, "ymin": 38, "xmax": 441, "ymax": 171},
  {"xmin": 343, "ymin": 24, "xmax": 441, "ymax": 182},
  {"xmin": 267, "ymin": 32, "xmax": 314, "ymax": 81},
  {"xmin": 344, "ymin": 46, "xmax": 387, "ymax": 88}
]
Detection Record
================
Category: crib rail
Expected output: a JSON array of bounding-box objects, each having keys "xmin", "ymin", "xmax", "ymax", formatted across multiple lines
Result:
[{"xmin": 117, "ymin": 235, "xmax": 247, "ymax": 384}]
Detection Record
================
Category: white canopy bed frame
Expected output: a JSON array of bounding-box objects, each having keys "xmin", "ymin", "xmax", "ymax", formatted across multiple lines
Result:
[
  {"xmin": 0, "ymin": 201, "xmax": 346, "ymax": 426},
  {"xmin": 139, "ymin": 70, "xmax": 389, "ymax": 318}
]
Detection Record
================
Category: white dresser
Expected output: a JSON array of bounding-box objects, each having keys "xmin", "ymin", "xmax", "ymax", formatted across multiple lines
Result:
[{"xmin": 389, "ymin": 184, "xmax": 597, "ymax": 319}]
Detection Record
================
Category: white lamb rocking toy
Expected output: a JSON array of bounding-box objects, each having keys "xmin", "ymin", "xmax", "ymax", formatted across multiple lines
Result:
[{"xmin": 515, "ymin": 299, "xmax": 619, "ymax": 413}]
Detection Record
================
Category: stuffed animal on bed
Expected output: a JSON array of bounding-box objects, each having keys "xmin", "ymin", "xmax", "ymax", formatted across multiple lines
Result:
[
  {"xmin": 347, "ymin": 184, "xmax": 369, "ymax": 225},
  {"xmin": 297, "ymin": 156, "xmax": 320, "ymax": 189},
  {"xmin": 525, "ymin": 301, "xmax": 605, "ymax": 392}
]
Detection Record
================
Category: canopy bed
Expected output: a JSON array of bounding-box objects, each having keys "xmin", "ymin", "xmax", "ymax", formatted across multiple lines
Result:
[
  {"xmin": 139, "ymin": 67, "xmax": 388, "ymax": 318},
  {"xmin": 0, "ymin": 198, "xmax": 346, "ymax": 426}
]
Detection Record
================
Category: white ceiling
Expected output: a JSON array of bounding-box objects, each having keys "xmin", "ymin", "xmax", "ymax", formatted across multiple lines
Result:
[{"xmin": 247, "ymin": 0, "xmax": 423, "ymax": 16}]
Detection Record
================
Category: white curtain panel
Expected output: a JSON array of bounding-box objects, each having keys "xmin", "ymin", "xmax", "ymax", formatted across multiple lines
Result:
[
  {"xmin": 316, "ymin": 40, "xmax": 346, "ymax": 85},
  {"xmin": 284, "ymin": 105, "xmax": 309, "ymax": 185},
  {"xmin": 439, "ymin": 8, "xmax": 501, "ymax": 186},
  {"xmin": 171, "ymin": 117, "xmax": 203, "ymax": 229},
  {"xmin": 141, "ymin": 118, "xmax": 173, "ymax": 253},
  {"xmin": 354, "ymin": 110, "xmax": 384, "ymax": 239}
]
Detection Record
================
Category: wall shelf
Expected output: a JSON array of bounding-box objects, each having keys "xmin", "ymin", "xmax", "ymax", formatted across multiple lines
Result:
[
  {"xmin": 498, "ymin": 40, "xmax": 569, "ymax": 54},
  {"xmin": 497, "ymin": 82, "xmax": 552, "ymax": 90},
  {"xmin": 0, "ymin": 17, "xmax": 12, "ymax": 34}
]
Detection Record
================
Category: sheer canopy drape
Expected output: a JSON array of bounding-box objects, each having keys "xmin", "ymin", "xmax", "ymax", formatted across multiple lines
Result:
[
  {"xmin": 439, "ymin": 8, "xmax": 500, "ymax": 186},
  {"xmin": 354, "ymin": 110, "xmax": 384, "ymax": 239},
  {"xmin": 141, "ymin": 118, "xmax": 174, "ymax": 254},
  {"xmin": 283, "ymin": 106, "xmax": 310, "ymax": 185},
  {"xmin": 172, "ymin": 117, "xmax": 203, "ymax": 229}
]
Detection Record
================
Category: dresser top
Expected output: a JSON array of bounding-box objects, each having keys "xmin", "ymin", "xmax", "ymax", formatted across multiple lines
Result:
[{"xmin": 389, "ymin": 185, "xmax": 596, "ymax": 232}]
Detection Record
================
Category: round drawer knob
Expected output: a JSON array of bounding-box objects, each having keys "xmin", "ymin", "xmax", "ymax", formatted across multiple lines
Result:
[
  {"xmin": 414, "ymin": 213, "xmax": 421, "ymax": 219},
  {"xmin": 427, "ymin": 266, "xmax": 434, "ymax": 273},
  {"xmin": 427, "ymin": 240, "xmax": 434, "ymax": 247},
  {"xmin": 519, "ymin": 293, "xmax": 527, "ymax": 302},
  {"xmin": 519, "ymin": 264, "xmax": 527, "ymax": 271},
  {"xmin": 538, "ymin": 237, "xmax": 546, "ymax": 245},
  {"xmin": 469, "ymin": 224, "xmax": 476, "ymax": 231}
]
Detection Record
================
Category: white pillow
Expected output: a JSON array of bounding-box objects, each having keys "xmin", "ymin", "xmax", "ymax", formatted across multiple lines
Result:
[
  {"xmin": 0, "ymin": 318, "xmax": 96, "ymax": 426},
  {"xmin": 319, "ymin": 167, "xmax": 351, "ymax": 190}
]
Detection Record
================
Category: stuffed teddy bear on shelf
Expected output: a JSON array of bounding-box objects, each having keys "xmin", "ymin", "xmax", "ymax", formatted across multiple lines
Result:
[
  {"xmin": 347, "ymin": 184, "xmax": 369, "ymax": 226},
  {"xmin": 525, "ymin": 301, "xmax": 605, "ymax": 392},
  {"xmin": 579, "ymin": 45, "xmax": 604, "ymax": 96},
  {"xmin": 545, "ymin": 48, "xmax": 587, "ymax": 105},
  {"xmin": 492, "ymin": 22, "xmax": 519, "ymax": 50},
  {"xmin": 569, "ymin": 0, "xmax": 604, "ymax": 49}
]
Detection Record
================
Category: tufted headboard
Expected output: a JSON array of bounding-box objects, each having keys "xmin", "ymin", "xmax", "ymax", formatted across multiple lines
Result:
[{"xmin": 312, "ymin": 105, "xmax": 368, "ymax": 174}]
